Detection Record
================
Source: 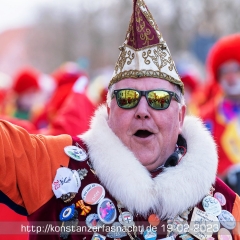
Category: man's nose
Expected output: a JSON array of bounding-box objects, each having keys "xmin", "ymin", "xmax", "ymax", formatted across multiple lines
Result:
[{"xmin": 134, "ymin": 96, "xmax": 150, "ymax": 119}]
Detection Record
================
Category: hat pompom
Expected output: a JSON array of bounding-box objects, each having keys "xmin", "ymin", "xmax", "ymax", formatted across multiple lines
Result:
[{"xmin": 13, "ymin": 67, "xmax": 40, "ymax": 95}]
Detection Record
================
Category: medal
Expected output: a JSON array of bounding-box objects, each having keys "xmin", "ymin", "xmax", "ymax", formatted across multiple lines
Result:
[
  {"xmin": 97, "ymin": 198, "xmax": 117, "ymax": 224},
  {"xmin": 52, "ymin": 167, "xmax": 81, "ymax": 202},
  {"xmin": 148, "ymin": 214, "xmax": 160, "ymax": 226},
  {"xmin": 118, "ymin": 211, "xmax": 134, "ymax": 226},
  {"xmin": 76, "ymin": 200, "xmax": 91, "ymax": 216},
  {"xmin": 217, "ymin": 210, "xmax": 236, "ymax": 230},
  {"xmin": 214, "ymin": 192, "xmax": 226, "ymax": 206},
  {"xmin": 86, "ymin": 213, "xmax": 104, "ymax": 229},
  {"xmin": 106, "ymin": 222, "xmax": 127, "ymax": 238},
  {"xmin": 117, "ymin": 201, "xmax": 125, "ymax": 209},
  {"xmin": 60, "ymin": 209, "xmax": 78, "ymax": 239},
  {"xmin": 179, "ymin": 233, "xmax": 194, "ymax": 240},
  {"xmin": 64, "ymin": 145, "xmax": 88, "ymax": 161},
  {"xmin": 170, "ymin": 215, "xmax": 189, "ymax": 235},
  {"xmin": 217, "ymin": 228, "xmax": 232, "ymax": 240},
  {"xmin": 82, "ymin": 183, "xmax": 105, "ymax": 205},
  {"xmin": 60, "ymin": 193, "xmax": 76, "ymax": 203},
  {"xmin": 91, "ymin": 233, "xmax": 106, "ymax": 240},
  {"xmin": 143, "ymin": 229, "xmax": 157, "ymax": 240},
  {"xmin": 59, "ymin": 204, "xmax": 76, "ymax": 221},
  {"xmin": 77, "ymin": 168, "xmax": 88, "ymax": 180},
  {"xmin": 202, "ymin": 196, "xmax": 222, "ymax": 216},
  {"xmin": 189, "ymin": 207, "xmax": 220, "ymax": 240}
]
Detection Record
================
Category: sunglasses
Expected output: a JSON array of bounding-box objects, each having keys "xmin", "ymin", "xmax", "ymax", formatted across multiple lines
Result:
[{"xmin": 112, "ymin": 88, "xmax": 180, "ymax": 110}]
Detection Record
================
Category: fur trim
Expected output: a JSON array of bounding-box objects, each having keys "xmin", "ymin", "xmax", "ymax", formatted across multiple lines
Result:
[{"xmin": 80, "ymin": 106, "xmax": 218, "ymax": 219}]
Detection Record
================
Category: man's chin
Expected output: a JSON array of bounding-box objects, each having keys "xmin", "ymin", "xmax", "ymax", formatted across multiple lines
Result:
[{"xmin": 136, "ymin": 155, "xmax": 159, "ymax": 170}]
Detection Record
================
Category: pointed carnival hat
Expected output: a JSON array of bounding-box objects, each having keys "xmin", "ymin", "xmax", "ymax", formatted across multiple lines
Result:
[{"xmin": 109, "ymin": 0, "xmax": 184, "ymax": 93}]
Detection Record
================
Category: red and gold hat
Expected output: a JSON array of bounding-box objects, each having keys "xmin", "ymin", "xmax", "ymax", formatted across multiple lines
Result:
[{"xmin": 109, "ymin": 0, "xmax": 184, "ymax": 93}]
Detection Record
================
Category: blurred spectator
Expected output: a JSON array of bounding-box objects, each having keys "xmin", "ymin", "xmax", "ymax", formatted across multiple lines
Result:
[
  {"xmin": 6, "ymin": 66, "xmax": 56, "ymax": 121},
  {"xmin": 32, "ymin": 62, "xmax": 84, "ymax": 129},
  {"xmin": 200, "ymin": 34, "xmax": 240, "ymax": 194},
  {"xmin": 38, "ymin": 72, "xmax": 96, "ymax": 136},
  {"xmin": 1, "ymin": 62, "xmax": 95, "ymax": 136}
]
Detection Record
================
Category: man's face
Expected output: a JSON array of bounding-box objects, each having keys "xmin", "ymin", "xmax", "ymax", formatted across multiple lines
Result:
[
  {"xmin": 219, "ymin": 60, "xmax": 240, "ymax": 98},
  {"xmin": 107, "ymin": 78, "xmax": 186, "ymax": 171}
]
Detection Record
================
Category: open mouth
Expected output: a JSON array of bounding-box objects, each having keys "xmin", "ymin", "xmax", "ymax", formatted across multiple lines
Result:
[{"xmin": 134, "ymin": 130, "xmax": 153, "ymax": 138}]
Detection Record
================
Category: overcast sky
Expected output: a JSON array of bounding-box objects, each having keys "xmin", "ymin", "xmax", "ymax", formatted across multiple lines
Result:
[
  {"xmin": 0, "ymin": 0, "xmax": 115, "ymax": 33},
  {"xmin": 0, "ymin": 0, "xmax": 50, "ymax": 32}
]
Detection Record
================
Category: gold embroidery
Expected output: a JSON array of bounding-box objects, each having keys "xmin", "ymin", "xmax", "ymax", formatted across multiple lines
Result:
[
  {"xmin": 142, "ymin": 45, "xmax": 174, "ymax": 71},
  {"xmin": 137, "ymin": 0, "xmax": 162, "ymax": 40},
  {"xmin": 135, "ymin": 5, "xmax": 154, "ymax": 46},
  {"xmin": 114, "ymin": 47, "xmax": 135, "ymax": 73},
  {"xmin": 142, "ymin": 50, "xmax": 152, "ymax": 65},
  {"xmin": 127, "ymin": 15, "xmax": 136, "ymax": 48},
  {"xmin": 137, "ymin": 0, "xmax": 145, "ymax": 8},
  {"xmin": 165, "ymin": 47, "xmax": 177, "ymax": 72},
  {"xmin": 109, "ymin": 69, "xmax": 184, "ymax": 93},
  {"xmin": 140, "ymin": 29, "xmax": 154, "ymax": 46},
  {"xmin": 136, "ymin": 7, "xmax": 145, "ymax": 33}
]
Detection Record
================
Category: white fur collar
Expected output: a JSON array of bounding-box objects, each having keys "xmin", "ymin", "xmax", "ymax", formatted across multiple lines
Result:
[{"xmin": 80, "ymin": 105, "xmax": 218, "ymax": 219}]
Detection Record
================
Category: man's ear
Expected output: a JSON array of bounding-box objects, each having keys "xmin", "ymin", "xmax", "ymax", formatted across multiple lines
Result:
[{"xmin": 178, "ymin": 104, "xmax": 186, "ymax": 133}]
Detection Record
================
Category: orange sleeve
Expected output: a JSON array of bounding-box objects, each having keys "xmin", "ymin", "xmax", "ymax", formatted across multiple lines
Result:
[
  {"xmin": 232, "ymin": 194, "xmax": 240, "ymax": 240},
  {"xmin": 0, "ymin": 120, "xmax": 72, "ymax": 214}
]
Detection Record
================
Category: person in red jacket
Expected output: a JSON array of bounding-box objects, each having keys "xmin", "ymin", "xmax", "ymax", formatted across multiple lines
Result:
[
  {"xmin": 0, "ymin": 1, "xmax": 240, "ymax": 240},
  {"xmin": 32, "ymin": 62, "xmax": 83, "ymax": 129},
  {"xmin": 8, "ymin": 66, "xmax": 55, "ymax": 121},
  {"xmin": 39, "ymin": 73, "xmax": 96, "ymax": 136},
  {"xmin": 200, "ymin": 34, "xmax": 240, "ymax": 194}
]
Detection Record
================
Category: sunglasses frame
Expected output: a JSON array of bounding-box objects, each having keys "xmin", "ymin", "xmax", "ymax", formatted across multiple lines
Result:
[{"xmin": 112, "ymin": 88, "xmax": 181, "ymax": 110}]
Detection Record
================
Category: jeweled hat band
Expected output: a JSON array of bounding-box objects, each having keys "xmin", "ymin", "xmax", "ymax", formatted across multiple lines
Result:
[{"xmin": 108, "ymin": 0, "xmax": 184, "ymax": 94}]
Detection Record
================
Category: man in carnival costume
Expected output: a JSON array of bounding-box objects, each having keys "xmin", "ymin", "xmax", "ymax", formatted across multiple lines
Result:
[
  {"xmin": 0, "ymin": 1, "xmax": 240, "ymax": 240},
  {"xmin": 200, "ymin": 34, "xmax": 240, "ymax": 194}
]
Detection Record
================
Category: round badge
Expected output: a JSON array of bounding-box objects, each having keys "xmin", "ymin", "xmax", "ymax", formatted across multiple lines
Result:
[
  {"xmin": 91, "ymin": 233, "xmax": 106, "ymax": 240},
  {"xmin": 106, "ymin": 222, "xmax": 127, "ymax": 238},
  {"xmin": 59, "ymin": 204, "xmax": 75, "ymax": 221},
  {"xmin": 214, "ymin": 192, "xmax": 226, "ymax": 206},
  {"xmin": 143, "ymin": 229, "xmax": 157, "ymax": 240},
  {"xmin": 86, "ymin": 213, "xmax": 104, "ymax": 229},
  {"xmin": 64, "ymin": 146, "xmax": 88, "ymax": 161},
  {"xmin": 202, "ymin": 196, "xmax": 222, "ymax": 216},
  {"xmin": 97, "ymin": 198, "xmax": 117, "ymax": 224},
  {"xmin": 148, "ymin": 214, "xmax": 160, "ymax": 226},
  {"xmin": 118, "ymin": 211, "xmax": 134, "ymax": 226},
  {"xmin": 218, "ymin": 228, "xmax": 232, "ymax": 240},
  {"xmin": 218, "ymin": 210, "xmax": 236, "ymax": 230},
  {"xmin": 81, "ymin": 183, "xmax": 105, "ymax": 205}
]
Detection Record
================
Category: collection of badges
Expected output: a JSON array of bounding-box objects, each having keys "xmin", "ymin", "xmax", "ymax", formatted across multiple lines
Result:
[
  {"xmin": 52, "ymin": 145, "xmax": 129, "ymax": 239},
  {"xmin": 167, "ymin": 188, "xmax": 236, "ymax": 240},
  {"xmin": 51, "ymin": 145, "xmax": 236, "ymax": 240}
]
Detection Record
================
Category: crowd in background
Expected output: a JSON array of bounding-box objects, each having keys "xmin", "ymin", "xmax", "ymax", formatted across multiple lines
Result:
[{"xmin": 0, "ymin": 33, "xmax": 240, "ymax": 240}]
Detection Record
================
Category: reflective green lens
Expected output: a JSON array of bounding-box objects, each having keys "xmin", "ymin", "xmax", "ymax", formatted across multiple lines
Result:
[
  {"xmin": 147, "ymin": 90, "xmax": 171, "ymax": 109},
  {"xmin": 116, "ymin": 89, "xmax": 140, "ymax": 108},
  {"xmin": 115, "ymin": 89, "xmax": 172, "ymax": 110}
]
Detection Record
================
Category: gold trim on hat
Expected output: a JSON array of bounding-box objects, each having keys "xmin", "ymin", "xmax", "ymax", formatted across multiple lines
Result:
[{"xmin": 109, "ymin": 69, "xmax": 184, "ymax": 91}]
